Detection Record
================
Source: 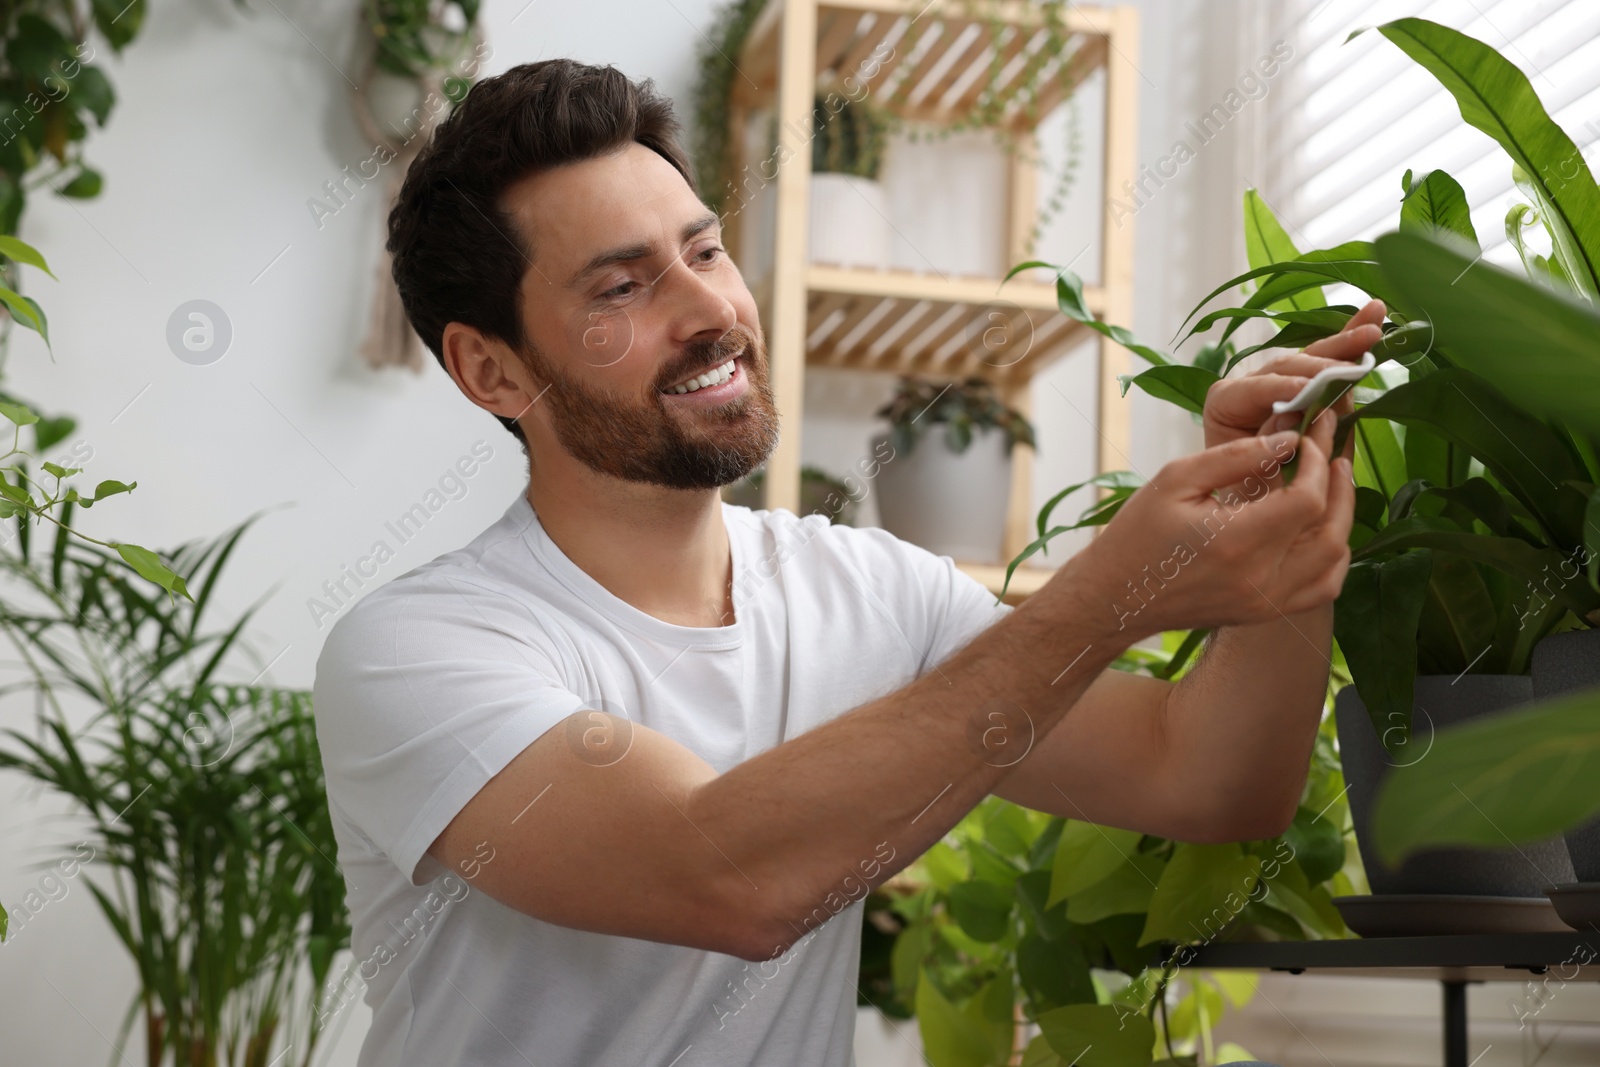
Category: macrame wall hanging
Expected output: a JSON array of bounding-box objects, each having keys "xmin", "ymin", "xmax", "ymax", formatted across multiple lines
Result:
[{"xmin": 348, "ymin": 5, "xmax": 486, "ymax": 373}]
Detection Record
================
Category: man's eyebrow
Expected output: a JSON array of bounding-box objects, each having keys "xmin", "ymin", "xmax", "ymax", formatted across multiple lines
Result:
[{"xmin": 567, "ymin": 212, "xmax": 722, "ymax": 289}]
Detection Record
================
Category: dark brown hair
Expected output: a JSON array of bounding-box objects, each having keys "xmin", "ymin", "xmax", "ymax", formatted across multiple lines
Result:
[{"xmin": 386, "ymin": 59, "xmax": 698, "ymax": 446}]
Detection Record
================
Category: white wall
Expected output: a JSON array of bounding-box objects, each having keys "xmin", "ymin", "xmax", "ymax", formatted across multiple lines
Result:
[{"xmin": 0, "ymin": 1, "xmax": 1436, "ymax": 1064}]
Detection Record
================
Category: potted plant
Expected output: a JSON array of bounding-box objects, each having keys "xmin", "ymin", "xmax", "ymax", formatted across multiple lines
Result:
[
  {"xmin": 0, "ymin": 507, "xmax": 350, "ymax": 1067},
  {"xmin": 872, "ymin": 375, "xmax": 1035, "ymax": 563},
  {"xmin": 807, "ymin": 86, "xmax": 893, "ymax": 269},
  {"xmin": 1007, "ymin": 17, "xmax": 1600, "ymax": 923},
  {"xmin": 869, "ymin": 630, "xmax": 1356, "ymax": 1067}
]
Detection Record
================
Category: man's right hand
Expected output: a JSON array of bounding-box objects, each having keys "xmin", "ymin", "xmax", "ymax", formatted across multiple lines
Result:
[{"xmin": 1044, "ymin": 425, "xmax": 1355, "ymax": 643}]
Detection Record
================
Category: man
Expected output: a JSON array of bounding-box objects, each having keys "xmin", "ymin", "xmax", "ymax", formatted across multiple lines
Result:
[{"xmin": 312, "ymin": 58, "xmax": 1377, "ymax": 1066}]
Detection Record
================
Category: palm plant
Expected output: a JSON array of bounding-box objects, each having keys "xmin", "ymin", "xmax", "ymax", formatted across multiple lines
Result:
[{"xmin": 0, "ymin": 503, "xmax": 349, "ymax": 1067}]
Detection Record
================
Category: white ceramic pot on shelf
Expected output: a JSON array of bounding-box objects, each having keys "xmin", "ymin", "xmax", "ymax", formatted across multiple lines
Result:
[
  {"xmin": 809, "ymin": 173, "xmax": 892, "ymax": 270},
  {"xmin": 872, "ymin": 425, "xmax": 1012, "ymax": 564}
]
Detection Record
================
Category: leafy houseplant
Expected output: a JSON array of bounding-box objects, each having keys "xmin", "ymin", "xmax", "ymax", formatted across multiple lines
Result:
[
  {"xmin": 0, "ymin": 506, "xmax": 349, "ymax": 1067},
  {"xmin": 805, "ymin": 87, "xmax": 895, "ymax": 269},
  {"xmin": 865, "ymin": 630, "xmax": 1357, "ymax": 1067},
  {"xmin": 1007, "ymin": 17, "xmax": 1600, "ymax": 904},
  {"xmin": 872, "ymin": 376, "xmax": 1036, "ymax": 564}
]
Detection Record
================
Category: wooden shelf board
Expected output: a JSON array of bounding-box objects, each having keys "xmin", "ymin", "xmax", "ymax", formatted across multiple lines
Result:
[
  {"xmin": 957, "ymin": 560, "xmax": 1052, "ymax": 604},
  {"xmin": 799, "ymin": 264, "xmax": 1100, "ymax": 381},
  {"xmin": 735, "ymin": 0, "xmax": 1115, "ymax": 130}
]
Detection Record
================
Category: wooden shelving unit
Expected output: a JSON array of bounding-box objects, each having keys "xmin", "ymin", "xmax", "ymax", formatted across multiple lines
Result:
[{"xmin": 726, "ymin": 0, "xmax": 1140, "ymax": 600}]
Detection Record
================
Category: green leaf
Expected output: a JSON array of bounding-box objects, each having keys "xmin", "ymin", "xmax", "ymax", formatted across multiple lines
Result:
[
  {"xmin": 58, "ymin": 166, "xmax": 102, "ymax": 199},
  {"xmin": 1139, "ymin": 843, "xmax": 1261, "ymax": 946},
  {"xmin": 1180, "ymin": 242, "xmax": 1396, "ymax": 346},
  {"xmin": 1375, "ymin": 231, "xmax": 1600, "ymax": 445},
  {"xmin": 1006, "ymin": 260, "xmax": 1171, "ymax": 366},
  {"xmin": 1243, "ymin": 188, "xmax": 1324, "ymax": 310},
  {"xmin": 1017, "ymin": 934, "xmax": 1095, "ymax": 1011},
  {"xmin": 1400, "ymin": 169, "xmax": 1479, "ymax": 248},
  {"xmin": 33, "ymin": 415, "xmax": 74, "ymax": 451},
  {"xmin": 1375, "ymin": 17, "xmax": 1600, "ymax": 297},
  {"xmin": 114, "ymin": 543, "xmax": 193, "ymax": 602},
  {"xmin": 1332, "ymin": 551, "xmax": 1433, "ymax": 750},
  {"xmin": 0, "ymin": 235, "xmax": 56, "ymax": 279},
  {"xmin": 1037, "ymin": 1003, "xmax": 1155, "ymax": 1067},
  {"xmin": 916, "ymin": 972, "xmax": 1004, "ymax": 1067},
  {"xmin": 949, "ymin": 879, "xmax": 1013, "ymax": 943},
  {"xmin": 1065, "ymin": 853, "xmax": 1164, "ymax": 924},
  {"xmin": 74, "ymin": 66, "xmax": 116, "ymax": 126},
  {"xmin": 1372, "ymin": 685, "xmax": 1600, "ymax": 865},
  {"xmin": 1048, "ymin": 821, "xmax": 1144, "ymax": 905},
  {"xmin": 1117, "ymin": 364, "xmax": 1218, "ymax": 416},
  {"xmin": 1036, "ymin": 471, "xmax": 1147, "ymax": 538},
  {"xmin": 0, "ymin": 286, "xmax": 47, "ymax": 344},
  {"xmin": 1336, "ymin": 359, "xmax": 1589, "ymax": 547},
  {"xmin": 39, "ymin": 460, "xmax": 80, "ymax": 479},
  {"xmin": 1355, "ymin": 515, "xmax": 1598, "ymax": 620},
  {"xmin": 0, "ymin": 398, "xmax": 38, "ymax": 426},
  {"xmin": 1282, "ymin": 808, "xmax": 1346, "ymax": 885}
]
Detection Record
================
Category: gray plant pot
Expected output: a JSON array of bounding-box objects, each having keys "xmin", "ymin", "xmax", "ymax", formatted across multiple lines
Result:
[
  {"xmin": 1334, "ymin": 675, "xmax": 1574, "ymax": 896},
  {"xmin": 1531, "ymin": 628, "xmax": 1600, "ymax": 882},
  {"xmin": 872, "ymin": 427, "xmax": 1011, "ymax": 563}
]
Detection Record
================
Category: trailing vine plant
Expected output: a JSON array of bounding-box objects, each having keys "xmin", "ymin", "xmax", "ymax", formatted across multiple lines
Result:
[{"xmin": 691, "ymin": 0, "xmax": 1087, "ymax": 249}]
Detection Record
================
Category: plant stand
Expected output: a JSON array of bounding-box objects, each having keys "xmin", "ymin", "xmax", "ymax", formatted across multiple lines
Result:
[
  {"xmin": 728, "ymin": 0, "xmax": 1140, "ymax": 601},
  {"xmin": 1173, "ymin": 933, "xmax": 1600, "ymax": 1067}
]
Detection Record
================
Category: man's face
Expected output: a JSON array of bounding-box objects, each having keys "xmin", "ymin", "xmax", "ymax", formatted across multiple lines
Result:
[{"xmin": 502, "ymin": 142, "xmax": 778, "ymax": 490}]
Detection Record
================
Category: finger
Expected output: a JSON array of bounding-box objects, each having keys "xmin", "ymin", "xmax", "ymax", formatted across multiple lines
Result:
[
  {"xmin": 1171, "ymin": 430, "xmax": 1301, "ymax": 497},
  {"xmin": 1302, "ymin": 393, "xmax": 1342, "ymax": 453},
  {"xmin": 1258, "ymin": 351, "xmax": 1371, "ymax": 379},
  {"xmin": 1212, "ymin": 374, "xmax": 1321, "ymax": 425},
  {"xmin": 1303, "ymin": 322, "xmax": 1383, "ymax": 361}
]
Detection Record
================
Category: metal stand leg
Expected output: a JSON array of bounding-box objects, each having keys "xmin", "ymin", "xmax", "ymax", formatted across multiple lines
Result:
[{"xmin": 1443, "ymin": 980, "xmax": 1468, "ymax": 1067}]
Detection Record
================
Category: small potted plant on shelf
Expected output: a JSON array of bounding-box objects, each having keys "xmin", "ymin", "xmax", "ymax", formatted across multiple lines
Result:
[
  {"xmin": 872, "ymin": 375, "xmax": 1034, "ymax": 564},
  {"xmin": 1010, "ymin": 17, "xmax": 1600, "ymax": 936},
  {"xmin": 806, "ymin": 85, "xmax": 893, "ymax": 270}
]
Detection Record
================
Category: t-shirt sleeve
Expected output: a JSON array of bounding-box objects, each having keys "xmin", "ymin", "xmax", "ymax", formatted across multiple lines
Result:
[
  {"xmin": 823, "ymin": 520, "xmax": 1015, "ymax": 676},
  {"xmin": 312, "ymin": 576, "xmax": 588, "ymax": 886}
]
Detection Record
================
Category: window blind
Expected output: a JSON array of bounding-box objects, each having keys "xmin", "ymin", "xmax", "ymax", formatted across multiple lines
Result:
[{"xmin": 1263, "ymin": 0, "xmax": 1600, "ymax": 268}]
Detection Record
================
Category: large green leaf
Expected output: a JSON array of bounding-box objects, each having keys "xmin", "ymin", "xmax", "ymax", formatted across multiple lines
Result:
[
  {"xmin": 1048, "ymin": 821, "xmax": 1143, "ymax": 905},
  {"xmin": 1375, "ymin": 230, "xmax": 1600, "ymax": 445},
  {"xmin": 1332, "ymin": 550, "xmax": 1433, "ymax": 748},
  {"xmin": 1335, "ymin": 359, "xmax": 1589, "ymax": 547},
  {"xmin": 1372, "ymin": 685, "xmax": 1600, "ymax": 864},
  {"xmin": 1355, "ymin": 515, "xmax": 1599, "ymax": 621},
  {"xmin": 1139, "ymin": 843, "xmax": 1261, "ymax": 946},
  {"xmin": 1180, "ymin": 242, "xmax": 1399, "ymax": 347},
  {"xmin": 1065, "ymin": 853, "xmax": 1164, "ymax": 924},
  {"xmin": 1117, "ymin": 364, "xmax": 1217, "ymax": 416},
  {"xmin": 1375, "ymin": 17, "xmax": 1600, "ymax": 296},
  {"xmin": 1400, "ymin": 168, "xmax": 1479, "ymax": 248},
  {"xmin": 1243, "ymin": 188, "xmax": 1324, "ymax": 311},
  {"xmin": 916, "ymin": 972, "xmax": 1005, "ymax": 1067},
  {"xmin": 1037, "ymin": 1003, "xmax": 1155, "ymax": 1067},
  {"xmin": 949, "ymin": 879, "xmax": 1013, "ymax": 943}
]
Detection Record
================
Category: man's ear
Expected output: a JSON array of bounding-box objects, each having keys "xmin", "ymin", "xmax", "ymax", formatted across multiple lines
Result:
[{"xmin": 441, "ymin": 322, "xmax": 543, "ymax": 426}]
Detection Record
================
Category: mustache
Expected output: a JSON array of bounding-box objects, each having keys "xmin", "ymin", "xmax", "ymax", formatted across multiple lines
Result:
[{"xmin": 655, "ymin": 325, "xmax": 758, "ymax": 391}]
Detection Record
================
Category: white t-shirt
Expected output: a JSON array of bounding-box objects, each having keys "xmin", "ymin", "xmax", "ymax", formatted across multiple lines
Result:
[{"xmin": 311, "ymin": 490, "xmax": 1011, "ymax": 1067}]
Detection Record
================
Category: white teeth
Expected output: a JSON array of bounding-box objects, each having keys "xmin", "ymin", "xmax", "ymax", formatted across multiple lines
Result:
[{"xmin": 666, "ymin": 359, "xmax": 737, "ymax": 395}]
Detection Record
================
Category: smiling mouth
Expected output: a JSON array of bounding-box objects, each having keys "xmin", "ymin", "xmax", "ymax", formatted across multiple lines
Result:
[{"xmin": 662, "ymin": 357, "xmax": 738, "ymax": 395}]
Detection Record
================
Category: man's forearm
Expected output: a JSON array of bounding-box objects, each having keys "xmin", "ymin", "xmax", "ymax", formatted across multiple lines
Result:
[
  {"xmin": 686, "ymin": 553, "xmax": 1128, "ymax": 957},
  {"xmin": 1164, "ymin": 601, "xmax": 1333, "ymax": 836}
]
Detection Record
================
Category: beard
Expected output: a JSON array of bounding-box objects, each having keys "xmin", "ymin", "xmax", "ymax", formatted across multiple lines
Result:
[{"xmin": 521, "ymin": 321, "xmax": 780, "ymax": 491}]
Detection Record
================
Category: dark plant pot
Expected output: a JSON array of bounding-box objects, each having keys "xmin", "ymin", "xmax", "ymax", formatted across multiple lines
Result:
[
  {"xmin": 1531, "ymin": 628, "xmax": 1600, "ymax": 882},
  {"xmin": 1335, "ymin": 675, "xmax": 1574, "ymax": 896}
]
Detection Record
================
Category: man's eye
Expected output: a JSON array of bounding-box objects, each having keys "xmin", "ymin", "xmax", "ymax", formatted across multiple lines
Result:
[
  {"xmin": 696, "ymin": 246, "xmax": 725, "ymax": 262},
  {"xmin": 601, "ymin": 281, "xmax": 636, "ymax": 299}
]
